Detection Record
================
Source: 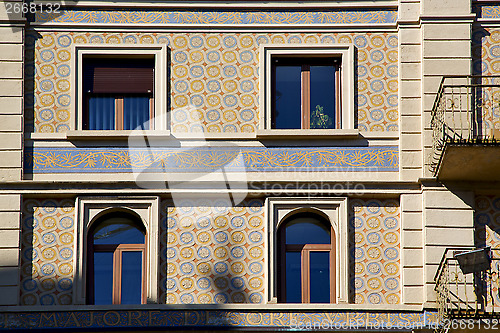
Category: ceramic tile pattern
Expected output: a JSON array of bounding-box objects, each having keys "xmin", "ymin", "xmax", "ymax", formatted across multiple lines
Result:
[
  {"xmin": 472, "ymin": 26, "xmax": 500, "ymax": 132},
  {"xmin": 20, "ymin": 199, "xmax": 76, "ymax": 306},
  {"xmin": 474, "ymin": 195, "xmax": 500, "ymax": 248},
  {"xmin": 26, "ymin": 31, "xmax": 398, "ymax": 134},
  {"xmin": 26, "ymin": 146, "xmax": 399, "ymax": 173},
  {"xmin": 474, "ymin": 195, "xmax": 500, "ymax": 306},
  {"xmin": 159, "ymin": 198, "xmax": 266, "ymax": 304},
  {"xmin": 35, "ymin": 9, "xmax": 397, "ymax": 25},
  {"xmin": 18, "ymin": 198, "xmax": 400, "ymax": 305},
  {"xmin": 350, "ymin": 198, "xmax": 401, "ymax": 304}
]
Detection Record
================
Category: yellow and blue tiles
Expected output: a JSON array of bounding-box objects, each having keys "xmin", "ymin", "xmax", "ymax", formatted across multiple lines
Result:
[
  {"xmin": 160, "ymin": 199, "xmax": 265, "ymax": 304},
  {"xmin": 26, "ymin": 146, "xmax": 399, "ymax": 173},
  {"xmin": 26, "ymin": 31, "xmax": 398, "ymax": 134},
  {"xmin": 35, "ymin": 9, "xmax": 398, "ymax": 25},
  {"xmin": 350, "ymin": 199, "xmax": 401, "ymax": 304},
  {"xmin": 20, "ymin": 199, "xmax": 76, "ymax": 306}
]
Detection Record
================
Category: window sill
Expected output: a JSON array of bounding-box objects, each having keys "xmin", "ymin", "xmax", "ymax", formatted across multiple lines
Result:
[
  {"xmin": 172, "ymin": 132, "xmax": 257, "ymax": 140},
  {"xmin": 66, "ymin": 130, "xmax": 172, "ymax": 140},
  {"xmin": 29, "ymin": 130, "xmax": 173, "ymax": 141},
  {"xmin": 256, "ymin": 129, "xmax": 360, "ymax": 140}
]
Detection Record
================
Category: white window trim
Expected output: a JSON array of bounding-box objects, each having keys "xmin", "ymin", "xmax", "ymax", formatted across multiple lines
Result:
[
  {"xmin": 71, "ymin": 44, "xmax": 168, "ymax": 131},
  {"xmin": 258, "ymin": 44, "xmax": 355, "ymax": 132},
  {"xmin": 74, "ymin": 196, "xmax": 160, "ymax": 305},
  {"xmin": 266, "ymin": 197, "xmax": 349, "ymax": 304}
]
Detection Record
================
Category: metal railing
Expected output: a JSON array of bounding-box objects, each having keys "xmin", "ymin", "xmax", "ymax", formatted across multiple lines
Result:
[
  {"xmin": 430, "ymin": 75, "xmax": 500, "ymax": 174},
  {"xmin": 434, "ymin": 247, "xmax": 500, "ymax": 329}
]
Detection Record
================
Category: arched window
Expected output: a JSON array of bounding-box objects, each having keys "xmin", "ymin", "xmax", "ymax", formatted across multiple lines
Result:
[
  {"xmin": 87, "ymin": 212, "xmax": 146, "ymax": 304},
  {"xmin": 278, "ymin": 213, "xmax": 335, "ymax": 303}
]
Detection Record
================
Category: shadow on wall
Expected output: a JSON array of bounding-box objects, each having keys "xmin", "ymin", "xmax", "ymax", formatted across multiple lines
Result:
[
  {"xmin": 348, "ymin": 198, "xmax": 401, "ymax": 305},
  {"xmin": 159, "ymin": 197, "xmax": 266, "ymax": 305},
  {"xmin": 20, "ymin": 199, "xmax": 76, "ymax": 306}
]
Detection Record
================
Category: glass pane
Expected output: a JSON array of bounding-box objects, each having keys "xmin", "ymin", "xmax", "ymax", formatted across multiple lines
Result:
[
  {"xmin": 274, "ymin": 65, "xmax": 301, "ymax": 129},
  {"xmin": 87, "ymin": 95, "xmax": 115, "ymax": 130},
  {"xmin": 123, "ymin": 95, "xmax": 151, "ymax": 130},
  {"xmin": 93, "ymin": 217, "xmax": 145, "ymax": 245},
  {"xmin": 94, "ymin": 252, "xmax": 113, "ymax": 304},
  {"xmin": 310, "ymin": 251, "xmax": 330, "ymax": 303},
  {"xmin": 286, "ymin": 217, "xmax": 330, "ymax": 244},
  {"xmin": 285, "ymin": 251, "xmax": 301, "ymax": 303},
  {"xmin": 310, "ymin": 66, "xmax": 336, "ymax": 129},
  {"xmin": 121, "ymin": 251, "xmax": 143, "ymax": 304}
]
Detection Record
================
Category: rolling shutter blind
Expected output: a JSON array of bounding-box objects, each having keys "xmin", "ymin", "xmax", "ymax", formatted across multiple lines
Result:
[{"xmin": 84, "ymin": 58, "xmax": 154, "ymax": 94}]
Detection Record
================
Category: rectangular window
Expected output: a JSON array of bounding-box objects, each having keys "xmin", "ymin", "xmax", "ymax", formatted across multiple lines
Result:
[
  {"xmin": 272, "ymin": 57, "xmax": 341, "ymax": 129},
  {"xmin": 83, "ymin": 57, "xmax": 154, "ymax": 130},
  {"xmin": 260, "ymin": 45, "xmax": 354, "ymax": 132}
]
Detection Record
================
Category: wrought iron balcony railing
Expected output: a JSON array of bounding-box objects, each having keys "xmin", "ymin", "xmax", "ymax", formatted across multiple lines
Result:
[
  {"xmin": 434, "ymin": 247, "xmax": 500, "ymax": 328},
  {"xmin": 430, "ymin": 75, "xmax": 500, "ymax": 174}
]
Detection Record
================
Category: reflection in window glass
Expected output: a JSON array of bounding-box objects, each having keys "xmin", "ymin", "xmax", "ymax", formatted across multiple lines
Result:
[
  {"xmin": 280, "ymin": 213, "xmax": 334, "ymax": 304},
  {"xmin": 274, "ymin": 65, "xmax": 301, "ymax": 129},
  {"xmin": 93, "ymin": 217, "xmax": 145, "ymax": 245},
  {"xmin": 90, "ymin": 214, "xmax": 146, "ymax": 305},
  {"xmin": 94, "ymin": 252, "xmax": 113, "ymax": 305},
  {"xmin": 285, "ymin": 252, "xmax": 302, "ymax": 303},
  {"xmin": 121, "ymin": 251, "xmax": 143, "ymax": 304},
  {"xmin": 285, "ymin": 217, "xmax": 330, "ymax": 244},
  {"xmin": 309, "ymin": 251, "xmax": 330, "ymax": 303},
  {"xmin": 310, "ymin": 66, "xmax": 336, "ymax": 129}
]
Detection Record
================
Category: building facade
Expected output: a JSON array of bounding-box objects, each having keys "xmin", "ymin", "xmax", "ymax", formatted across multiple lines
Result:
[{"xmin": 0, "ymin": 0, "xmax": 499, "ymax": 331}]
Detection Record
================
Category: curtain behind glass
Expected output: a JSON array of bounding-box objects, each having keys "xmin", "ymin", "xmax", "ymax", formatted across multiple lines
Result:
[
  {"xmin": 87, "ymin": 95, "xmax": 115, "ymax": 130},
  {"xmin": 123, "ymin": 96, "xmax": 150, "ymax": 130}
]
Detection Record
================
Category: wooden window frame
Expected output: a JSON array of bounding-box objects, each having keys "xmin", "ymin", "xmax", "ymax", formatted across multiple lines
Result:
[
  {"xmin": 87, "ymin": 222, "xmax": 147, "ymax": 305},
  {"xmin": 271, "ymin": 57, "xmax": 341, "ymax": 129},
  {"xmin": 278, "ymin": 219, "xmax": 336, "ymax": 303}
]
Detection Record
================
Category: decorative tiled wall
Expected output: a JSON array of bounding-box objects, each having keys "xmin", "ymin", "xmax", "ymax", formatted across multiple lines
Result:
[
  {"xmin": 18, "ymin": 197, "xmax": 400, "ymax": 306},
  {"xmin": 474, "ymin": 195, "xmax": 500, "ymax": 306},
  {"xmin": 476, "ymin": 5, "xmax": 500, "ymax": 20},
  {"xmin": 472, "ymin": 26, "xmax": 500, "ymax": 131},
  {"xmin": 36, "ymin": 9, "xmax": 398, "ymax": 25},
  {"xmin": 27, "ymin": 146, "xmax": 399, "ymax": 173},
  {"xmin": 159, "ymin": 198, "xmax": 265, "ymax": 304},
  {"xmin": 349, "ymin": 198, "xmax": 401, "ymax": 304},
  {"xmin": 20, "ymin": 199, "xmax": 75, "ymax": 306},
  {"xmin": 27, "ymin": 31, "xmax": 398, "ymax": 134},
  {"xmin": 474, "ymin": 195, "xmax": 500, "ymax": 248}
]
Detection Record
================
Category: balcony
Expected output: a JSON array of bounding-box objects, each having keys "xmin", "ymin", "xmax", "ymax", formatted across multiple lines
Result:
[
  {"xmin": 434, "ymin": 248, "xmax": 500, "ymax": 326},
  {"xmin": 430, "ymin": 76, "xmax": 500, "ymax": 181}
]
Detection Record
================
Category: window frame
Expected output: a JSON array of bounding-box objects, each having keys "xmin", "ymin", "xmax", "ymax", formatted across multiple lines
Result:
[
  {"xmin": 267, "ymin": 197, "xmax": 348, "ymax": 304},
  {"xmin": 87, "ymin": 215, "xmax": 147, "ymax": 305},
  {"xmin": 260, "ymin": 44, "xmax": 355, "ymax": 132},
  {"xmin": 73, "ymin": 45, "xmax": 168, "ymax": 132},
  {"xmin": 271, "ymin": 57, "xmax": 342, "ymax": 130},
  {"xmin": 278, "ymin": 215, "xmax": 336, "ymax": 303},
  {"xmin": 75, "ymin": 197, "xmax": 160, "ymax": 305}
]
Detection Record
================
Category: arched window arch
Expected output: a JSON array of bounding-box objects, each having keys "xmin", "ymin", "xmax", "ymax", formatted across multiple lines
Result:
[
  {"xmin": 278, "ymin": 213, "xmax": 336, "ymax": 303},
  {"xmin": 87, "ymin": 212, "xmax": 146, "ymax": 304}
]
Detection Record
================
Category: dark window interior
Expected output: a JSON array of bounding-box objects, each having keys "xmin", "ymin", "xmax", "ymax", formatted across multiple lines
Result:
[
  {"xmin": 83, "ymin": 57, "xmax": 154, "ymax": 130},
  {"xmin": 272, "ymin": 57, "xmax": 340, "ymax": 130},
  {"xmin": 88, "ymin": 213, "xmax": 146, "ymax": 305},
  {"xmin": 278, "ymin": 213, "xmax": 335, "ymax": 303}
]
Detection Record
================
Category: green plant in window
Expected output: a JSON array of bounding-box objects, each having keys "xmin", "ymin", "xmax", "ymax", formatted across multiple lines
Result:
[{"xmin": 310, "ymin": 105, "xmax": 333, "ymax": 129}]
